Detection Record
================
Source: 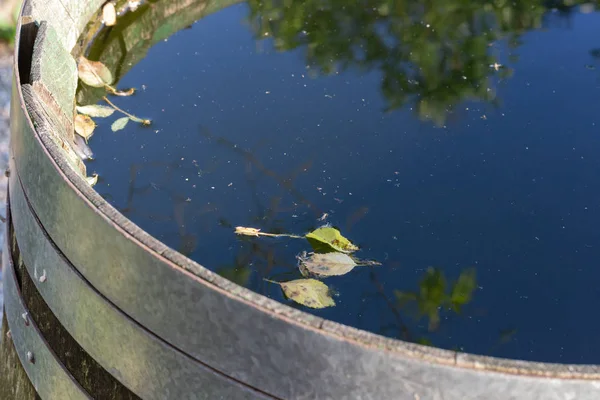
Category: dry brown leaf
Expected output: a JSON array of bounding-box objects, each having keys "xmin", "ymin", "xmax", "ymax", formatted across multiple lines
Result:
[
  {"xmin": 103, "ymin": 2, "xmax": 117, "ymax": 26},
  {"xmin": 86, "ymin": 174, "xmax": 99, "ymax": 187},
  {"xmin": 235, "ymin": 226, "xmax": 262, "ymax": 236},
  {"xmin": 78, "ymin": 56, "xmax": 113, "ymax": 87},
  {"xmin": 74, "ymin": 114, "xmax": 96, "ymax": 142}
]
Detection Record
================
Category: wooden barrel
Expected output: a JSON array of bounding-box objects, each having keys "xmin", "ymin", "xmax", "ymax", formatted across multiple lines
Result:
[{"xmin": 2, "ymin": 1, "xmax": 600, "ymax": 399}]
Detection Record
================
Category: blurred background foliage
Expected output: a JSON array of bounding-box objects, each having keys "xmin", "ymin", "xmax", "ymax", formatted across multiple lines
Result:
[{"xmin": 0, "ymin": 0, "xmax": 20, "ymax": 46}]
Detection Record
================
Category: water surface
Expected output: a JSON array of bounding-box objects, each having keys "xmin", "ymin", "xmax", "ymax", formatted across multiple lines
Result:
[{"xmin": 84, "ymin": 0, "xmax": 600, "ymax": 363}]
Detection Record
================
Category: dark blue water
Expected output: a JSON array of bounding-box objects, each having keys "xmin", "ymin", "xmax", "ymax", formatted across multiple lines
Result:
[{"xmin": 85, "ymin": 1, "xmax": 600, "ymax": 363}]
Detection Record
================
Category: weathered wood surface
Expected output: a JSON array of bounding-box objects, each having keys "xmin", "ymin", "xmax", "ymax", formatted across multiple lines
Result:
[
  {"xmin": 30, "ymin": 21, "xmax": 77, "ymax": 135},
  {"xmin": 0, "ymin": 217, "xmax": 90, "ymax": 400},
  {"xmin": 0, "ymin": 311, "xmax": 40, "ymax": 400},
  {"xmin": 8, "ymin": 142, "xmax": 266, "ymax": 399}
]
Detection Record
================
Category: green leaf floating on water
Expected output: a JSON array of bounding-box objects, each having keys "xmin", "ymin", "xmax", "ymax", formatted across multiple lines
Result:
[
  {"xmin": 267, "ymin": 278, "xmax": 335, "ymax": 308},
  {"xmin": 299, "ymin": 252, "xmax": 357, "ymax": 277},
  {"xmin": 76, "ymin": 104, "xmax": 115, "ymax": 118},
  {"xmin": 305, "ymin": 226, "xmax": 359, "ymax": 253},
  {"xmin": 111, "ymin": 117, "xmax": 130, "ymax": 132}
]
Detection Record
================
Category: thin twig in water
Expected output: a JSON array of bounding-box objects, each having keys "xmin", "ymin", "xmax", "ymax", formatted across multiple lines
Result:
[{"xmin": 103, "ymin": 96, "xmax": 151, "ymax": 125}]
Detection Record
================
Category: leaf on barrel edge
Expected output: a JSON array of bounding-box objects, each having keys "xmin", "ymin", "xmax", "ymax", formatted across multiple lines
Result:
[
  {"xmin": 103, "ymin": 2, "xmax": 117, "ymax": 26},
  {"xmin": 76, "ymin": 104, "xmax": 115, "ymax": 118},
  {"xmin": 78, "ymin": 56, "xmax": 113, "ymax": 87},
  {"xmin": 86, "ymin": 174, "xmax": 98, "ymax": 187},
  {"xmin": 74, "ymin": 114, "xmax": 96, "ymax": 142}
]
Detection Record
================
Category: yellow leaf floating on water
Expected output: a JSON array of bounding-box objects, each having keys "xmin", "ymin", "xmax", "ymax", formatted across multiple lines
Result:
[
  {"xmin": 299, "ymin": 252, "xmax": 357, "ymax": 277},
  {"xmin": 305, "ymin": 226, "xmax": 359, "ymax": 253},
  {"xmin": 78, "ymin": 56, "xmax": 113, "ymax": 88},
  {"xmin": 273, "ymin": 278, "xmax": 335, "ymax": 309},
  {"xmin": 74, "ymin": 114, "xmax": 96, "ymax": 142}
]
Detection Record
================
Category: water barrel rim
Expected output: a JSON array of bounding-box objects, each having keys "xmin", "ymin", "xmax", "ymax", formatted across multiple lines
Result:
[{"xmin": 11, "ymin": 0, "xmax": 600, "ymax": 383}]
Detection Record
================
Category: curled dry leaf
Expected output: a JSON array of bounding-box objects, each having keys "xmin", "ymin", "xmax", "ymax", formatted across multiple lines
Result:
[
  {"xmin": 233, "ymin": 226, "xmax": 303, "ymax": 238},
  {"xmin": 86, "ymin": 174, "xmax": 99, "ymax": 187},
  {"xmin": 305, "ymin": 226, "xmax": 359, "ymax": 253},
  {"xmin": 235, "ymin": 226, "xmax": 262, "ymax": 236},
  {"xmin": 103, "ymin": 2, "xmax": 117, "ymax": 26},
  {"xmin": 74, "ymin": 114, "xmax": 96, "ymax": 142},
  {"xmin": 111, "ymin": 116, "xmax": 130, "ymax": 132},
  {"xmin": 269, "ymin": 278, "xmax": 335, "ymax": 309},
  {"xmin": 78, "ymin": 56, "xmax": 113, "ymax": 87},
  {"xmin": 106, "ymin": 86, "xmax": 136, "ymax": 97},
  {"xmin": 299, "ymin": 252, "xmax": 357, "ymax": 277},
  {"xmin": 76, "ymin": 104, "xmax": 114, "ymax": 118}
]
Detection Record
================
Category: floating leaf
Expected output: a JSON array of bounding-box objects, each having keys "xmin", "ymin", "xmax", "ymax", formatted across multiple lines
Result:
[
  {"xmin": 235, "ymin": 226, "xmax": 262, "ymax": 236},
  {"xmin": 78, "ymin": 56, "xmax": 113, "ymax": 87},
  {"xmin": 111, "ymin": 117, "xmax": 130, "ymax": 132},
  {"xmin": 450, "ymin": 268, "xmax": 476, "ymax": 312},
  {"xmin": 103, "ymin": 2, "xmax": 117, "ymax": 26},
  {"xmin": 299, "ymin": 252, "xmax": 356, "ymax": 277},
  {"xmin": 74, "ymin": 114, "xmax": 96, "ymax": 142},
  {"xmin": 305, "ymin": 226, "xmax": 359, "ymax": 253},
  {"xmin": 234, "ymin": 226, "xmax": 303, "ymax": 238},
  {"xmin": 76, "ymin": 104, "xmax": 114, "ymax": 118},
  {"xmin": 86, "ymin": 174, "xmax": 98, "ymax": 187},
  {"xmin": 268, "ymin": 278, "xmax": 335, "ymax": 309}
]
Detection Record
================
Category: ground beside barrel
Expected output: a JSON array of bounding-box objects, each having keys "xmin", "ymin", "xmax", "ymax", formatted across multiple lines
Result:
[{"xmin": 0, "ymin": 46, "xmax": 12, "ymax": 321}]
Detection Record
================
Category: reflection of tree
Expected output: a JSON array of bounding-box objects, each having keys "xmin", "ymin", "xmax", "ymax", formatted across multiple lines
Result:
[
  {"xmin": 247, "ymin": 0, "xmax": 596, "ymax": 124},
  {"xmin": 395, "ymin": 267, "xmax": 476, "ymax": 332}
]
